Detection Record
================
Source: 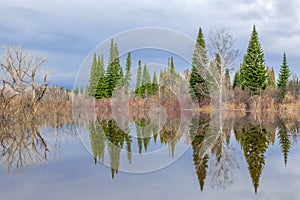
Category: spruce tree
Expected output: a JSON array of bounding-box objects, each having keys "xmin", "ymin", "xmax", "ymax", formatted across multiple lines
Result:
[
  {"xmin": 170, "ymin": 57, "xmax": 176, "ymax": 76},
  {"xmin": 189, "ymin": 27, "xmax": 209, "ymax": 102},
  {"xmin": 233, "ymin": 70, "xmax": 240, "ymax": 89},
  {"xmin": 152, "ymin": 71, "xmax": 158, "ymax": 95},
  {"xmin": 124, "ymin": 52, "xmax": 132, "ymax": 91},
  {"xmin": 105, "ymin": 39, "xmax": 123, "ymax": 97},
  {"xmin": 277, "ymin": 52, "xmax": 290, "ymax": 88},
  {"xmin": 242, "ymin": 25, "xmax": 267, "ymax": 95},
  {"xmin": 88, "ymin": 53, "xmax": 99, "ymax": 97},
  {"xmin": 95, "ymin": 54, "xmax": 108, "ymax": 99},
  {"xmin": 142, "ymin": 64, "xmax": 151, "ymax": 96},
  {"xmin": 136, "ymin": 60, "xmax": 143, "ymax": 96}
]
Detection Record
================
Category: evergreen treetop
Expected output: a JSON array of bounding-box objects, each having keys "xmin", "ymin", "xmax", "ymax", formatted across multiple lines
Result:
[
  {"xmin": 277, "ymin": 52, "xmax": 290, "ymax": 88},
  {"xmin": 241, "ymin": 25, "xmax": 267, "ymax": 95}
]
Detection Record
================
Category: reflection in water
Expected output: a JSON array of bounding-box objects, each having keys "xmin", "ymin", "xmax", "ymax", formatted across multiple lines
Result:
[
  {"xmin": 189, "ymin": 115, "xmax": 210, "ymax": 191},
  {"xmin": 0, "ymin": 123, "xmax": 48, "ymax": 173},
  {"xmin": 0, "ymin": 118, "xmax": 76, "ymax": 173},
  {"xmin": 1, "ymin": 110, "xmax": 300, "ymax": 194},
  {"xmin": 86, "ymin": 111, "xmax": 300, "ymax": 193},
  {"xmin": 240, "ymin": 125, "xmax": 268, "ymax": 194},
  {"xmin": 89, "ymin": 119, "xmax": 132, "ymax": 178}
]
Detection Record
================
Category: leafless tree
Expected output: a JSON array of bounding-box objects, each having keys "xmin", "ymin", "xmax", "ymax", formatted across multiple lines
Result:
[
  {"xmin": 193, "ymin": 29, "xmax": 239, "ymax": 109},
  {"xmin": 0, "ymin": 46, "xmax": 51, "ymax": 119}
]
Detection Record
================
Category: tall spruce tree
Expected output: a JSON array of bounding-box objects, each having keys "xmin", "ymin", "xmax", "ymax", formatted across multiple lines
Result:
[
  {"xmin": 95, "ymin": 54, "xmax": 108, "ymax": 99},
  {"xmin": 189, "ymin": 27, "xmax": 209, "ymax": 102},
  {"xmin": 105, "ymin": 39, "xmax": 123, "ymax": 97},
  {"xmin": 242, "ymin": 25, "xmax": 267, "ymax": 95},
  {"xmin": 233, "ymin": 70, "xmax": 241, "ymax": 89},
  {"xmin": 277, "ymin": 52, "xmax": 290, "ymax": 88},
  {"xmin": 124, "ymin": 52, "xmax": 132, "ymax": 90},
  {"xmin": 136, "ymin": 60, "xmax": 143, "ymax": 96},
  {"xmin": 152, "ymin": 71, "xmax": 158, "ymax": 95},
  {"xmin": 88, "ymin": 53, "xmax": 99, "ymax": 97},
  {"xmin": 142, "ymin": 64, "xmax": 151, "ymax": 96}
]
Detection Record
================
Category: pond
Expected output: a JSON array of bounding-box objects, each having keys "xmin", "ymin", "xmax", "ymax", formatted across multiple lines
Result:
[{"xmin": 0, "ymin": 111, "xmax": 300, "ymax": 200}]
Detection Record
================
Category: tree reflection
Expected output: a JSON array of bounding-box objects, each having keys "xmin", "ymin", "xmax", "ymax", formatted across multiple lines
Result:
[
  {"xmin": 189, "ymin": 115, "xmax": 210, "ymax": 191},
  {"xmin": 240, "ymin": 125, "xmax": 269, "ymax": 194},
  {"xmin": 0, "ymin": 123, "xmax": 48, "ymax": 173},
  {"xmin": 277, "ymin": 118, "xmax": 292, "ymax": 166},
  {"xmin": 0, "ymin": 115, "xmax": 76, "ymax": 173},
  {"xmin": 89, "ymin": 119, "xmax": 132, "ymax": 179}
]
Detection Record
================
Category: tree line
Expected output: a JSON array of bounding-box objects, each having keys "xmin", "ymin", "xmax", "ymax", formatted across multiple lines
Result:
[
  {"xmin": 189, "ymin": 25, "xmax": 294, "ymax": 110},
  {"xmin": 88, "ymin": 26, "xmax": 298, "ymax": 111},
  {"xmin": 88, "ymin": 39, "xmax": 182, "ymax": 100}
]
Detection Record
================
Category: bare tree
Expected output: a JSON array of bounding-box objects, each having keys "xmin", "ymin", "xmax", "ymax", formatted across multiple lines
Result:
[
  {"xmin": 0, "ymin": 46, "xmax": 50, "ymax": 118},
  {"xmin": 193, "ymin": 29, "xmax": 239, "ymax": 109}
]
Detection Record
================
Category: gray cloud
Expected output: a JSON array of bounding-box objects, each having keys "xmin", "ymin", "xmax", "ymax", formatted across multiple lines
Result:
[{"xmin": 0, "ymin": 0, "xmax": 299, "ymax": 87}]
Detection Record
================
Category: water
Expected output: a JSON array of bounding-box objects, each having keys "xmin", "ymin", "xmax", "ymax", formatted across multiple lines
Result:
[{"xmin": 1, "ymin": 112, "xmax": 300, "ymax": 200}]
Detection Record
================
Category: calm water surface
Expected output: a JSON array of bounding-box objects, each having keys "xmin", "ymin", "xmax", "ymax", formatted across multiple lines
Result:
[{"xmin": 1, "ymin": 113, "xmax": 300, "ymax": 200}]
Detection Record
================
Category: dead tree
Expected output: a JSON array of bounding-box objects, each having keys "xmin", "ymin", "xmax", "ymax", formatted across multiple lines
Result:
[{"xmin": 0, "ymin": 46, "xmax": 50, "ymax": 118}]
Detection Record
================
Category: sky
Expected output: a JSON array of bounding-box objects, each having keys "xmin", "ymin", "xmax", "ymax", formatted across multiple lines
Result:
[{"xmin": 0, "ymin": 0, "xmax": 299, "ymax": 88}]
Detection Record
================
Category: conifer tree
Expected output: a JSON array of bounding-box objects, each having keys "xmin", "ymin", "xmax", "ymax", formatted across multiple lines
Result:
[
  {"xmin": 277, "ymin": 52, "xmax": 290, "ymax": 88},
  {"xmin": 152, "ymin": 71, "xmax": 158, "ymax": 95},
  {"xmin": 105, "ymin": 39, "xmax": 123, "ymax": 97},
  {"xmin": 189, "ymin": 27, "xmax": 209, "ymax": 102},
  {"xmin": 124, "ymin": 52, "xmax": 132, "ymax": 92},
  {"xmin": 142, "ymin": 64, "xmax": 151, "ymax": 96},
  {"xmin": 136, "ymin": 60, "xmax": 143, "ymax": 96},
  {"xmin": 95, "ymin": 54, "xmax": 108, "ymax": 99},
  {"xmin": 242, "ymin": 26, "xmax": 267, "ymax": 95},
  {"xmin": 88, "ymin": 53, "xmax": 99, "ymax": 96},
  {"xmin": 233, "ymin": 70, "xmax": 240, "ymax": 89}
]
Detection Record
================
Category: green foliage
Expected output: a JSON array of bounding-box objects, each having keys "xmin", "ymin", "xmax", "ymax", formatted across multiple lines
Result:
[
  {"xmin": 136, "ymin": 60, "xmax": 143, "ymax": 96},
  {"xmin": 89, "ymin": 121, "xmax": 106, "ymax": 164},
  {"xmin": 88, "ymin": 53, "xmax": 100, "ymax": 96},
  {"xmin": 233, "ymin": 70, "xmax": 240, "ymax": 89},
  {"xmin": 240, "ymin": 125, "xmax": 269, "ymax": 193},
  {"xmin": 189, "ymin": 27, "xmax": 209, "ymax": 102},
  {"xmin": 189, "ymin": 116, "xmax": 210, "ymax": 191},
  {"xmin": 136, "ymin": 64, "xmax": 153, "ymax": 97},
  {"xmin": 151, "ymin": 71, "xmax": 159, "ymax": 95},
  {"xmin": 124, "ymin": 52, "xmax": 132, "ymax": 93},
  {"xmin": 277, "ymin": 52, "xmax": 290, "ymax": 88},
  {"xmin": 277, "ymin": 121, "xmax": 292, "ymax": 166},
  {"xmin": 95, "ymin": 54, "xmax": 108, "ymax": 99},
  {"xmin": 241, "ymin": 26, "xmax": 267, "ymax": 95},
  {"xmin": 105, "ymin": 39, "xmax": 123, "ymax": 97}
]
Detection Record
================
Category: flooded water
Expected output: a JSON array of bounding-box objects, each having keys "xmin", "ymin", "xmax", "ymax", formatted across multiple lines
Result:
[{"xmin": 1, "ymin": 112, "xmax": 300, "ymax": 200}]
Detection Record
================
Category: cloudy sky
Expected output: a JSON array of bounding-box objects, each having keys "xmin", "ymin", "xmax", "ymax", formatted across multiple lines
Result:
[{"xmin": 0, "ymin": 0, "xmax": 299, "ymax": 88}]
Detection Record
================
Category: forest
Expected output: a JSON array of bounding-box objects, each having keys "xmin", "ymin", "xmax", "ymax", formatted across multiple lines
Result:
[{"xmin": 87, "ymin": 25, "xmax": 300, "ymax": 114}]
